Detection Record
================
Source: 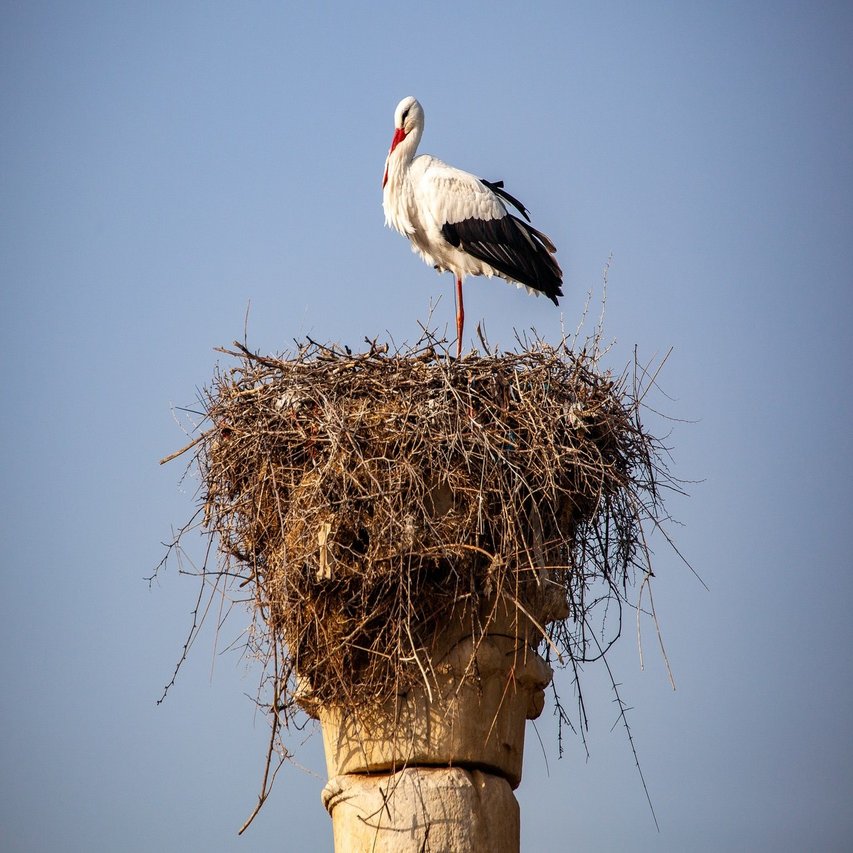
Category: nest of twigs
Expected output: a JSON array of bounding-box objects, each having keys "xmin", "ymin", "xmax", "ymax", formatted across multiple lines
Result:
[{"xmin": 164, "ymin": 332, "xmax": 673, "ymax": 723}]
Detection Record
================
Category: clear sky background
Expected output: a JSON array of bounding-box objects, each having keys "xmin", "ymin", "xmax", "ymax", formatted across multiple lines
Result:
[{"xmin": 2, "ymin": 2, "xmax": 851, "ymax": 851}]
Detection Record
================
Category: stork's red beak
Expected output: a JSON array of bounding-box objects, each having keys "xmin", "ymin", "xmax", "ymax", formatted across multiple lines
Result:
[
  {"xmin": 382, "ymin": 126, "xmax": 407, "ymax": 188},
  {"xmin": 389, "ymin": 126, "xmax": 406, "ymax": 154}
]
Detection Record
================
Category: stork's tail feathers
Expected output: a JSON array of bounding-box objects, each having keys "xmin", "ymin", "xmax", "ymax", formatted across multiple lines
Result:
[{"xmin": 513, "ymin": 217, "xmax": 562, "ymax": 305}]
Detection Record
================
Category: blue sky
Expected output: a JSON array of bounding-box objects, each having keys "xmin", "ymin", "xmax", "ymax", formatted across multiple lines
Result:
[{"xmin": 2, "ymin": 2, "xmax": 852, "ymax": 851}]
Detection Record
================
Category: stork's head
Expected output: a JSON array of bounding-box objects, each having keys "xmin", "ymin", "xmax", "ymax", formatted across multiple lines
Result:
[
  {"xmin": 383, "ymin": 97, "xmax": 424, "ymax": 188},
  {"xmin": 394, "ymin": 96, "xmax": 423, "ymax": 136}
]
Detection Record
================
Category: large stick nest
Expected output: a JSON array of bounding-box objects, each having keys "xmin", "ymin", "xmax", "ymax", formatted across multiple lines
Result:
[{"xmin": 173, "ymin": 334, "xmax": 673, "ymax": 719}]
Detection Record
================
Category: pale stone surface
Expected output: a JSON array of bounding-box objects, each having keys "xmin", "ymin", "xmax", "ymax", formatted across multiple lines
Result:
[
  {"xmin": 322, "ymin": 767, "xmax": 519, "ymax": 853},
  {"xmin": 308, "ymin": 581, "xmax": 569, "ymax": 851},
  {"xmin": 316, "ymin": 587, "xmax": 558, "ymax": 788},
  {"xmin": 319, "ymin": 634, "xmax": 552, "ymax": 788}
]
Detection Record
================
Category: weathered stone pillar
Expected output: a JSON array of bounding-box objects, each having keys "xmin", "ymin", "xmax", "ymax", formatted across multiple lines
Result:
[
  {"xmin": 306, "ymin": 588, "xmax": 567, "ymax": 852},
  {"xmin": 322, "ymin": 767, "xmax": 518, "ymax": 852}
]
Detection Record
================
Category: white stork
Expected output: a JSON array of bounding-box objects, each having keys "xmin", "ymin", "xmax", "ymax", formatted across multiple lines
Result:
[{"xmin": 382, "ymin": 96, "xmax": 563, "ymax": 358}]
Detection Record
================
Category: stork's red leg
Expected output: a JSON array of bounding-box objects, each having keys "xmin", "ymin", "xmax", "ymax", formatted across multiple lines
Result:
[{"xmin": 455, "ymin": 276, "xmax": 464, "ymax": 359}]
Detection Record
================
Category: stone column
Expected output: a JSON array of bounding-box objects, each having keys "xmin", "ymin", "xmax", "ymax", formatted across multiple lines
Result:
[
  {"xmin": 322, "ymin": 767, "xmax": 518, "ymax": 852},
  {"xmin": 307, "ymin": 589, "xmax": 567, "ymax": 852}
]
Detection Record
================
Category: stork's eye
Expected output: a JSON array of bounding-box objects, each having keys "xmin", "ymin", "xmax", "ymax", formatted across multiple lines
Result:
[{"xmin": 401, "ymin": 108, "xmax": 410, "ymax": 124}]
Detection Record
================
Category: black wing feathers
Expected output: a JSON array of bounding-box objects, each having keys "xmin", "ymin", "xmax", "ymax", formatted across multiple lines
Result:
[
  {"xmin": 441, "ymin": 179, "xmax": 563, "ymax": 305},
  {"xmin": 480, "ymin": 179, "xmax": 531, "ymax": 222}
]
